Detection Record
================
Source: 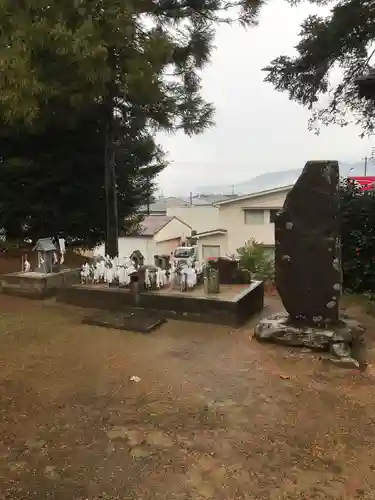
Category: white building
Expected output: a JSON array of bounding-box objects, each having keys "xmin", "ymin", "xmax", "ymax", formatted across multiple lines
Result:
[
  {"xmin": 143, "ymin": 195, "xmax": 234, "ymax": 234},
  {"xmin": 166, "ymin": 204, "xmax": 221, "ymax": 234},
  {"xmin": 194, "ymin": 185, "xmax": 292, "ymax": 260},
  {"xmin": 92, "ymin": 185, "xmax": 292, "ymax": 263},
  {"xmin": 94, "ymin": 215, "xmax": 192, "ymax": 265}
]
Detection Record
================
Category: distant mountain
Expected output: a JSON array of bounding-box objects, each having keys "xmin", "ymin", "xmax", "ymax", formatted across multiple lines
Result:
[{"xmin": 193, "ymin": 162, "xmax": 375, "ymax": 195}]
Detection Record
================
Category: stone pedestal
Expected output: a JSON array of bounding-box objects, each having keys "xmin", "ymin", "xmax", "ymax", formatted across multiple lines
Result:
[
  {"xmin": 254, "ymin": 313, "xmax": 364, "ymax": 368},
  {"xmin": 1, "ymin": 268, "xmax": 80, "ymax": 299}
]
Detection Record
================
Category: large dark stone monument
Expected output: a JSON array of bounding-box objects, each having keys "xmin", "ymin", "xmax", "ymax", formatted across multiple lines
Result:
[
  {"xmin": 275, "ymin": 160, "xmax": 341, "ymax": 325},
  {"xmin": 254, "ymin": 161, "xmax": 364, "ymax": 368}
]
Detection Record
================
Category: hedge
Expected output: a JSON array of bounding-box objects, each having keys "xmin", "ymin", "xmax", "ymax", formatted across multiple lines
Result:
[{"xmin": 341, "ymin": 179, "xmax": 375, "ymax": 293}]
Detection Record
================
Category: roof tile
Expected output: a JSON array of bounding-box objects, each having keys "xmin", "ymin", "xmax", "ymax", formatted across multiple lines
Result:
[{"xmin": 136, "ymin": 215, "xmax": 174, "ymax": 236}]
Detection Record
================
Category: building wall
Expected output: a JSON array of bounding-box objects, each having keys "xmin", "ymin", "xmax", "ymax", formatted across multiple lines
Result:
[
  {"xmin": 155, "ymin": 238, "xmax": 181, "ymax": 256},
  {"xmin": 93, "ymin": 190, "xmax": 289, "ymax": 262},
  {"xmin": 218, "ymin": 189, "xmax": 289, "ymax": 254},
  {"xmin": 197, "ymin": 234, "xmax": 228, "ymax": 260},
  {"xmin": 154, "ymin": 217, "xmax": 191, "ymax": 243},
  {"xmin": 166, "ymin": 205, "xmax": 220, "ymax": 233},
  {"xmin": 94, "ymin": 237, "xmax": 156, "ymax": 265},
  {"xmin": 93, "ymin": 218, "xmax": 190, "ymax": 265}
]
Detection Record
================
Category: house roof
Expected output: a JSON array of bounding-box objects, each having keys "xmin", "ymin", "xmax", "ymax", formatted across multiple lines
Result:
[
  {"xmin": 139, "ymin": 197, "xmax": 190, "ymax": 213},
  {"xmin": 186, "ymin": 194, "xmax": 237, "ymax": 206},
  {"xmin": 136, "ymin": 215, "xmax": 173, "ymax": 236},
  {"xmin": 33, "ymin": 237, "xmax": 58, "ymax": 252},
  {"xmin": 134, "ymin": 215, "xmax": 191, "ymax": 237},
  {"xmin": 213, "ymin": 185, "xmax": 293, "ymax": 206},
  {"xmin": 196, "ymin": 229, "xmax": 227, "ymax": 238},
  {"xmin": 139, "ymin": 194, "xmax": 236, "ymax": 213}
]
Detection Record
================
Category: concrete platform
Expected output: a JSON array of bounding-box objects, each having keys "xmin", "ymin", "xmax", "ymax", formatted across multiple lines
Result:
[
  {"xmin": 1, "ymin": 268, "xmax": 81, "ymax": 299},
  {"xmin": 57, "ymin": 281, "xmax": 264, "ymax": 327}
]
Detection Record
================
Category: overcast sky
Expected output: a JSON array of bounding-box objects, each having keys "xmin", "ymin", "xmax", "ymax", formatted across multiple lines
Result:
[{"xmin": 156, "ymin": 0, "xmax": 375, "ymax": 196}]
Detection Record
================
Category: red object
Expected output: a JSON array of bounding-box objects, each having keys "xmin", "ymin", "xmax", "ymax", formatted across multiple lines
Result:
[{"xmin": 348, "ymin": 176, "xmax": 375, "ymax": 191}]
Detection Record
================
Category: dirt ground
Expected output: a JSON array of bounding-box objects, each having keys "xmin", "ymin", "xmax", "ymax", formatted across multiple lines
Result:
[{"xmin": 1, "ymin": 294, "xmax": 375, "ymax": 499}]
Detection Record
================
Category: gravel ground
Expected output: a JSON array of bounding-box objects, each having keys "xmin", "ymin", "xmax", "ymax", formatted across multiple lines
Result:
[{"xmin": 0, "ymin": 294, "xmax": 375, "ymax": 499}]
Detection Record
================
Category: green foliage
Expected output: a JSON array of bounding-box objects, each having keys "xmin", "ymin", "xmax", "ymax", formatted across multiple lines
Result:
[
  {"xmin": 340, "ymin": 178, "xmax": 375, "ymax": 293},
  {"xmin": 263, "ymin": 0, "xmax": 375, "ymax": 134},
  {"xmin": 236, "ymin": 238, "xmax": 275, "ymax": 281},
  {"xmin": 0, "ymin": 0, "xmax": 264, "ymax": 250},
  {"xmin": 0, "ymin": 104, "xmax": 165, "ymax": 247},
  {"xmin": 0, "ymin": 0, "xmax": 263, "ymax": 131}
]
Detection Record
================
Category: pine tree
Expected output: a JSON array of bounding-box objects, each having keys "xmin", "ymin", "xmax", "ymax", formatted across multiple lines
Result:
[
  {"xmin": 263, "ymin": 0, "xmax": 375, "ymax": 135},
  {"xmin": 0, "ymin": 103, "xmax": 165, "ymax": 247},
  {"xmin": 0, "ymin": 0, "xmax": 263, "ymax": 256}
]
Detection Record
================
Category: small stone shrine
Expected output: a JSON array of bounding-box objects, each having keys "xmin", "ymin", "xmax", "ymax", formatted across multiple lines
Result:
[
  {"xmin": 33, "ymin": 237, "xmax": 59, "ymax": 274},
  {"xmin": 254, "ymin": 161, "xmax": 365, "ymax": 368}
]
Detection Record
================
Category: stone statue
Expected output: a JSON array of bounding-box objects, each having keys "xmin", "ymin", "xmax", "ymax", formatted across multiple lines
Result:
[
  {"xmin": 254, "ymin": 161, "xmax": 364, "ymax": 368},
  {"xmin": 186, "ymin": 265, "xmax": 197, "ymax": 289},
  {"xmin": 24, "ymin": 259, "xmax": 31, "ymax": 273}
]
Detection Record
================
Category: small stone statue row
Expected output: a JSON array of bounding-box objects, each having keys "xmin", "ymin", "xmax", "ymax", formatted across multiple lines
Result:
[
  {"xmin": 170, "ymin": 260, "xmax": 204, "ymax": 275},
  {"xmin": 170, "ymin": 265, "xmax": 198, "ymax": 291},
  {"xmin": 81, "ymin": 255, "xmax": 203, "ymax": 291},
  {"xmin": 144, "ymin": 268, "xmax": 168, "ymax": 289},
  {"xmin": 144, "ymin": 265, "xmax": 199, "ymax": 291},
  {"xmin": 80, "ymin": 256, "xmax": 136, "ymax": 286}
]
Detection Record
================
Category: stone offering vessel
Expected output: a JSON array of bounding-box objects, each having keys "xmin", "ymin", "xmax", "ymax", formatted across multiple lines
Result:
[{"xmin": 254, "ymin": 161, "xmax": 365, "ymax": 368}]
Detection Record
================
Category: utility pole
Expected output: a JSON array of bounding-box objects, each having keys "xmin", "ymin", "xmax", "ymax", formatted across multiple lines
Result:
[
  {"xmin": 361, "ymin": 150, "xmax": 375, "ymax": 177},
  {"xmin": 146, "ymin": 176, "xmax": 151, "ymax": 215},
  {"xmin": 104, "ymin": 47, "xmax": 119, "ymax": 258}
]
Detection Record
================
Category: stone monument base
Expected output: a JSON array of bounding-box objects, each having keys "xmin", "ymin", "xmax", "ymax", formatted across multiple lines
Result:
[
  {"xmin": 254, "ymin": 312, "xmax": 365, "ymax": 368},
  {"xmin": 1, "ymin": 269, "xmax": 81, "ymax": 299}
]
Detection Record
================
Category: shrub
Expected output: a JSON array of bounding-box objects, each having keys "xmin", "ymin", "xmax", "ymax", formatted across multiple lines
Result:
[
  {"xmin": 236, "ymin": 238, "xmax": 275, "ymax": 281},
  {"xmin": 341, "ymin": 178, "xmax": 375, "ymax": 293}
]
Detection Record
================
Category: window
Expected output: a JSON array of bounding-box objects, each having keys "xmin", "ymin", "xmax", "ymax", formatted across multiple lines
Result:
[
  {"xmin": 244, "ymin": 209, "xmax": 265, "ymax": 225},
  {"xmin": 202, "ymin": 245, "xmax": 220, "ymax": 260},
  {"xmin": 270, "ymin": 209, "xmax": 280, "ymax": 223}
]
